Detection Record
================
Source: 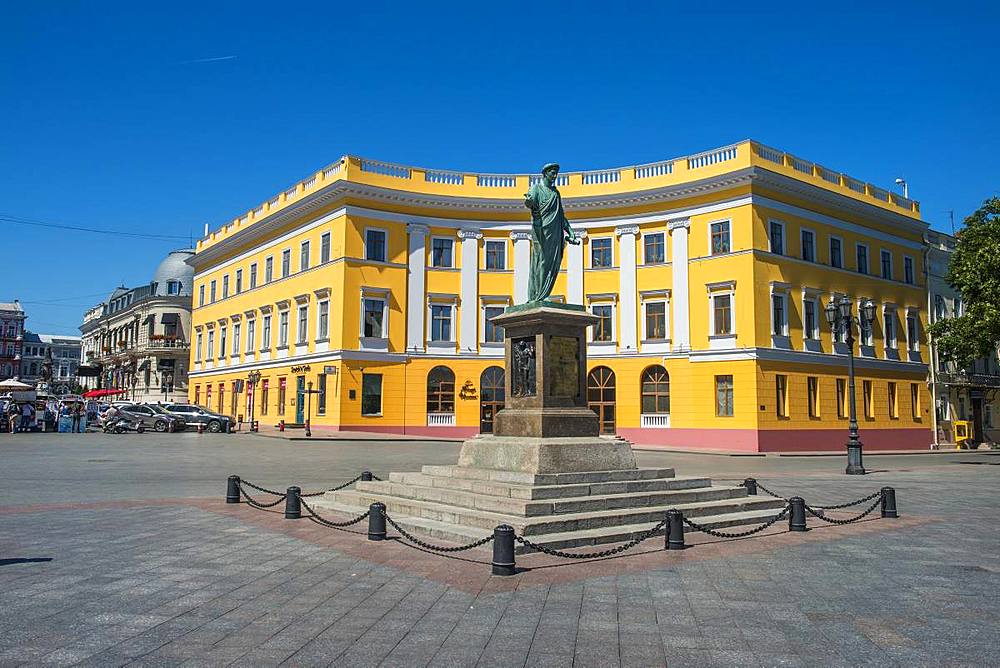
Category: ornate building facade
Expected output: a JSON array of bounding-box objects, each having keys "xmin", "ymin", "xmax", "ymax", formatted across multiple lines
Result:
[
  {"xmin": 20, "ymin": 333, "xmax": 82, "ymax": 391},
  {"xmin": 0, "ymin": 300, "xmax": 26, "ymax": 381},
  {"xmin": 79, "ymin": 249, "xmax": 195, "ymax": 403},
  {"xmin": 187, "ymin": 141, "xmax": 931, "ymax": 452}
]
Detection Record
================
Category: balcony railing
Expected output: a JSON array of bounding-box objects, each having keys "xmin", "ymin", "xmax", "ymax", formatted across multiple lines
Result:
[
  {"xmin": 427, "ymin": 413, "xmax": 456, "ymax": 427},
  {"xmin": 938, "ymin": 372, "xmax": 1000, "ymax": 389},
  {"xmin": 640, "ymin": 413, "xmax": 670, "ymax": 429}
]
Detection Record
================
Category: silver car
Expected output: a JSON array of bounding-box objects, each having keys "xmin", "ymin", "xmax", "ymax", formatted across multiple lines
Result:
[
  {"xmin": 163, "ymin": 404, "xmax": 231, "ymax": 433},
  {"xmin": 117, "ymin": 404, "xmax": 186, "ymax": 432}
]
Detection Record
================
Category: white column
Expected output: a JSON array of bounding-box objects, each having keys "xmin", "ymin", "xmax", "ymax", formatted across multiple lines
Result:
[
  {"xmin": 458, "ymin": 228, "xmax": 481, "ymax": 352},
  {"xmin": 669, "ymin": 219, "xmax": 691, "ymax": 351},
  {"xmin": 511, "ymin": 231, "xmax": 531, "ymax": 305},
  {"xmin": 567, "ymin": 229, "xmax": 586, "ymax": 305},
  {"xmin": 616, "ymin": 225, "xmax": 639, "ymax": 353},
  {"xmin": 406, "ymin": 223, "xmax": 429, "ymax": 352}
]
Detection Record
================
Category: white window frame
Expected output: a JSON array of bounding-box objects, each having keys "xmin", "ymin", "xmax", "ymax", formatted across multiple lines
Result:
[
  {"xmin": 484, "ymin": 239, "xmax": 507, "ymax": 271},
  {"xmin": 880, "ymin": 248, "xmax": 893, "ymax": 281},
  {"xmin": 235, "ymin": 269, "xmax": 242, "ymax": 294},
  {"xmin": 589, "ymin": 237, "xmax": 614, "ymax": 269},
  {"xmin": 260, "ymin": 314, "xmax": 272, "ymax": 352},
  {"xmin": 707, "ymin": 281, "xmax": 737, "ymax": 350},
  {"xmin": 769, "ymin": 284, "xmax": 789, "ymax": 338},
  {"xmin": 300, "ymin": 240, "xmax": 311, "ymax": 272},
  {"xmin": 296, "ymin": 304, "xmax": 309, "ymax": 345},
  {"xmin": 366, "ymin": 227, "xmax": 389, "ymax": 263},
  {"xmin": 767, "ymin": 219, "xmax": 785, "ymax": 255},
  {"xmin": 856, "ymin": 243, "xmax": 870, "ymax": 275},
  {"xmin": 218, "ymin": 326, "xmax": 227, "ymax": 359},
  {"xmin": 829, "ymin": 235, "xmax": 844, "ymax": 269},
  {"xmin": 231, "ymin": 321, "xmax": 241, "ymax": 356},
  {"xmin": 429, "ymin": 236, "xmax": 454, "ymax": 268},
  {"xmin": 883, "ymin": 304, "xmax": 898, "ymax": 351},
  {"xmin": 587, "ymin": 297, "xmax": 617, "ymax": 345},
  {"xmin": 480, "ymin": 297, "xmax": 509, "ymax": 346},
  {"xmin": 903, "ymin": 255, "xmax": 915, "ymax": 285},
  {"xmin": 198, "ymin": 284, "xmax": 205, "ymax": 307},
  {"xmin": 195, "ymin": 332, "xmax": 203, "ymax": 362},
  {"xmin": 317, "ymin": 299, "xmax": 330, "ymax": 341},
  {"xmin": 320, "ymin": 232, "xmax": 331, "ymax": 264},
  {"xmin": 210, "ymin": 280, "xmax": 217, "ymax": 303},
  {"xmin": 222, "ymin": 274, "xmax": 229, "ymax": 299},
  {"xmin": 360, "ymin": 287, "xmax": 390, "ymax": 351},
  {"xmin": 708, "ymin": 219, "xmax": 731, "ymax": 256},
  {"xmin": 800, "ymin": 227, "xmax": 816, "ymax": 263},
  {"xmin": 281, "ymin": 249, "xmax": 291, "ymax": 278},
  {"xmin": 905, "ymin": 308, "xmax": 920, "ymax": 353},
  {"xmin": 639, "ymin": 290, "xmax": 670, "ymax": 353},
  {"xmin": 277, "ymin": 310, "xmax": 289, "ymax": 349},
  {"xmin": 642, "ymin": 231, "xmax": 667, "ymax": 264},
  {"xmin": 264, "ymin": 256, "xmax": 274, "ymax": 283},
  {"xmin": 246, "ymin": 318, "xmax": 256, "ymax": 353},
  {"xmin": 206, "ymin": 329, "xmax": 215, "ymax": 362},
  {"xmin": 858, "ymin": 296, "xmax": 874, "ymax": 349},
  {"xmin": 249, "ymin": 262, "xmax": 258, "ymax": 289},
  {"xmin": 426, "ymin": 294, "xmax": 457, "ymax": 351}
]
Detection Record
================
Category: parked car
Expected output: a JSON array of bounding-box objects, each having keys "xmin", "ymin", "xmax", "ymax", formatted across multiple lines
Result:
[
  {"xmin": 116, "ymin": 404, "xmax": 186, "ymax": 432},
  {"xmin": 163, "ymin": 404, "xmax": 231, "ymax": 433}
]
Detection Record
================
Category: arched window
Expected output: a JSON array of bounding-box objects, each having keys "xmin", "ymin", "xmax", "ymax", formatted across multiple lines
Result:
[
  {"xmin": 641, "ymin": 365, "xmax": 670, "ymax": 414},
  {"xmin": 587, "ymin": 366, "xmax": 616, "ymax": 435},
  {"xmin": 427, "ymin": 366, "xmax": 455, "ymax": 414},
  {"xmin": 479, "ymin": 366, "xmax": 505, "ymax": 433}
]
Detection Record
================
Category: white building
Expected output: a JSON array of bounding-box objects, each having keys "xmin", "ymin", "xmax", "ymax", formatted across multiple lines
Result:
[{"xmin": 20, "ymin": 333, "xmax": 82, "ymax": 391}]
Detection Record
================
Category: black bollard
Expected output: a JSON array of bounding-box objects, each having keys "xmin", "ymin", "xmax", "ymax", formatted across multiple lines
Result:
[
  {"xmin": 881, "ymin": 487, "xmax": 898, "ymax": 518},
  {"xmin": 743, "ymin": 478, "xmax": 758, "ymax": 495},
  {"xmin": 367, "ymin": 502, "xmax": 386, "ymax": 541},
  {"xmin": 226, "ymin": 475, "xmax": 241, "ymax": 504},
  {"xmin": 788, "ymin": 496, "xmax": 808, "ymax": 532},
  {"xmin": 491, "ymin": 525, "xmax": 516, "ymax": 576},
  {"xmin": 665, "ymin": 509, "xmax": 686, "ymax": 550},
  {"xmin": 284, "ymin": 486, "xmax": 301, "ymax": 519},
  {"xmin": 361, "ymin": 471, "xmax": 373, "ymax": 482}
]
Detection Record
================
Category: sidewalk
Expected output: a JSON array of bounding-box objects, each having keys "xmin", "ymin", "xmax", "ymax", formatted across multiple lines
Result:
[{"xmin": 239, "ymin": 423, "xmax": 463, "ymax": 443}]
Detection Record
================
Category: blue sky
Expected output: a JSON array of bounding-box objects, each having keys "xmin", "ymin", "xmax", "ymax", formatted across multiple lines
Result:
[{"xmin": 1, "ymin": 2, "xmax": 997, "ymax": 334}]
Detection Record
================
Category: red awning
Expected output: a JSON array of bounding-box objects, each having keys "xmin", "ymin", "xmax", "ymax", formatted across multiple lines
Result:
[{"xmin": 81, "ymin": 389, "xmax": 129, "ymax": 398}]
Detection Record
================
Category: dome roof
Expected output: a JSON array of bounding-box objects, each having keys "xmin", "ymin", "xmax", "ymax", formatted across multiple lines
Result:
[{"xmin": 152, "ymin": 249, "xmax": 195, "ymax": 296}]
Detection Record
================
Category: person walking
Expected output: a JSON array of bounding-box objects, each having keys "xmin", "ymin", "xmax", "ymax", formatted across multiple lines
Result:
[
  {"xmin": 71, "ymin": 402, "xmax": 83, "ymax": 433},
  {"xmin": 6, "ymin": 402, "xmax": 18, "ymax": 434},
  {"xmin": 19, "ymin": 402, "xmax": 34, "ymax": 432}
]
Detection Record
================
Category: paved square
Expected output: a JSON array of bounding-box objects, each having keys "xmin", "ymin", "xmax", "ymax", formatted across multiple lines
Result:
[{"xmin": 1, "ymin": 433, "xmax": 998, "ymax": 666}]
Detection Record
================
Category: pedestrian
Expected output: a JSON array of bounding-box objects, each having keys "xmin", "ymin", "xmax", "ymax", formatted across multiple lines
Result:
[
  {"xmin": 71, "ymin": 402, "xmax": 83, "ymax": 433},
  {"xmin": 6, "ymin": 402, "xmax": 17, "ymax": 434},
  {"xmin": 19, "ymin": 402, "xmax": 34, "ymax": 432}
]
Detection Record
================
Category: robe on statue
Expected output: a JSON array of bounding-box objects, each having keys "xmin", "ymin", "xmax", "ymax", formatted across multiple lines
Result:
[{"xmin": 525, "ymin": 179, "xmax": 573, "ymax": 303}]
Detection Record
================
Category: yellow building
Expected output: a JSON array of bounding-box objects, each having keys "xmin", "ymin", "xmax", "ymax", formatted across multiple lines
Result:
[{"xmin": 187, "ymin": 140, "xmax": 931, "ymax": 452}]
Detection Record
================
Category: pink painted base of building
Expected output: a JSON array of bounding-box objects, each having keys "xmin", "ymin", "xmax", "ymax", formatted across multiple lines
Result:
[{"xmin": 620, "ymin": 427, "xmax": 933, "ymax": 453}]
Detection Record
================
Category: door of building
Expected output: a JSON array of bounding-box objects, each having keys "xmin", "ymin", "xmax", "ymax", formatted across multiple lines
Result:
[
  {"xmin": 295, "ymin": 376, "xmax": 305, "ymax": 423},
  {"xmin": 480, "ymin": 366, "xmax": 505, "ymax": 433},
  {"xmin": 972, "ymin": 397, "xmax": 985, "ymax": 443},
  {"xmin": 587, "ymin": 366, "xmax": 616, "ymax": 435}
]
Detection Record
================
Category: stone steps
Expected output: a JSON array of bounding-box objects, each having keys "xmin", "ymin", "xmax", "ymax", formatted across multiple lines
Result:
[
  {"xmin": 419, "ymin": 464, "xmax": 676, "ymax": 486},
  {"xmin": 348, "ymin": 480, "xmax": 749, "ymax": 517}
]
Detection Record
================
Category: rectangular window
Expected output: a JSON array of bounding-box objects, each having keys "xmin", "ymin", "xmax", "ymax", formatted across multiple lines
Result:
[
  {"xmin": 884, "ymin": 310, "xmax": 896, "ymax": 349},
  {"xmin": 232, "ymin": 323, "xmax": 241, "ymax": 355},
  {"xmin": 235, "ymin": 269, "xmax": 243, "ymax": 294},
  {"xmin": 300, "ymin": 241, "xmax": 310, "ymax": 271},
  {"xmin": 911, "ymin": 383, "xmax": 920, "ymax": 418},
  {"xmin": 906, "ymin": 314, "xmax": 918, "ymax": 351},
  {"xmin": 430, "ymin": 237, "xmax": 452, "ymax": 267},
  {"xmin": 198, "ymin": 285, "xmax": 205, "ymax": 307},
  {"xmin": 321, "ymin": 232, "xmax": 331, "ymax": 264},
  {"xmin": 430, "ymin": 304, "xmax": 452, "ymax": 341},
  {"xmin": 904, "ymin": 256, "xmax": 914, "ymax": 284},
  {"xmin": 710, "ymin": 222, "xmax": 730, "ymax": 255},
  {"xmin": 265, "ymin": 257, "xmax": 273, "ymax": 283},
  {"xmin": 207, "ymin": 331, "xmax": 214, "ymax": 360},
  {"xmin": 863, "ymin": 380, "xmax": 874, "ymax": 418},
  {"xmin": 644, "ymin": 232, "xmax": 666, "ymax": 263},
  {"xmin": 231, "ymin": 381, "xmax": 239, "ymax": 417},
  {"xmin": 485, "ymin": 240, "xmax": 506, "ymax": 270},
  {"xmin": 836, "ymin": 378, "xmax": 847, "ymax": 418},
  {"xmin": 880, "ymin": 249, "xmax": 892, "ymax": 280},
  {"xmin": 771, "ymin": 294, "xmax": 786, "ymax": 336},
  {"xmin": 769, "ymin": 221, "xmax": 784, "ymax": 255},
  {"xmin": 249, "ymin": 263, "xmax": 257, "ymax": 289},
  {"xmin": 367, "ymin": 229, "xmax": 387, "ymax": 263},
  {"xmin": 592, "ymin": 305, "xmax": 613, "ymax": 342},
  {"xmin": 361, "ymin": 374, "xmax": 382, "ymax": 415},
  {"xmin": 804, "ymin": 299, "xmax": 817, "ymax": 340},
  {"xmin": 222, "ymin": 275, "xmax": 229, "ymax": 299},
  {"xmin": 261, "ymin": 315, "xmax": 271, "ymax": 350},
  {"xmin": 278, "ymin": 311, "xmax": 289, "ymax": 347},
  {"xmin": 260, "ymin": 379, "xmax": 269, "ymax": 416},
  {"xmin": 246, "ymin": 319, "xmax": 256, "ymax": 352},
  {"xmin": 297, "ymin": 305, "xmax": 308, "ymax": 344},
  {"xmin": 591, "ymin": 238, "xmax": 612, "ymax": 267},
  {"xmin": 645, "ymin": 302, "xmax": 667, "ymax": 340},
  {"xmin": 210, "ymin": 280, "xmax": 217, "ymax": 303},
  {"xmin": 194, "ymin": 385, "xmax": 200, "ymax": 405},
  {"xmin": 775, "ymin": 374, "xmax": 788, "ymax": 418},
  {"xmin": 217, "ymin": 384, "xmax": 224, "ymax": 414},
  {"xmin": 484, "ymin": 305, "xmax": 505, "ymax": 343},
  {"xmin": 281, "ymin": 249, "xmax": 291, "ymax": 277},
  {"xmin": 277, "ymin": 378, "xmax": 286, "ymax": 416},
  {"xmin": 807, "ymin": 377, "xmax": 819, "ymax": 417},
  {"xmin": 317, "ymin": 373, "xmax": 327, "ymax": 415},
  {"xmin": 206, "ymin": 385, "xmax": 212, "ymax": 410},
  {"xmin": 856, "ymin": 244, "xmax": 868, "ymax": 274},
  {"xmin": 318, "ymin": 300, "xmax": 329, "ymax": 340},
  {"xmin": 830, "ymin": 237, "xmax": 843, "ymax": 269},
  {"xmin": 714, "ymin": 294, "xmax": 732, "ymax": 336},
  {"xmin": 195, "ymin": 333, "xmax": 203, "ymax": 362},
  {"xmin": 219, "ymin": 327, "xmax": 227, "ymax": 359},
  {"xmin": 801, "ymin": 229, "xmax": 815, "ymax": 262},
  {"xmin": 888, "ymin": 382, "xmax": 898, "ymax": 418},
  {"xmin": 363, "ymin": 298, "xmax": 385, "ymax": 338},
  {"xmin": 716, "ymin": 375, "xmax": 734, "ymax": 417}
]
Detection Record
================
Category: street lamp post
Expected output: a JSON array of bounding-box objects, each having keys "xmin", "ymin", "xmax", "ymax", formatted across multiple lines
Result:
[
  {"xmin": 305, "ymin": 381, "xmax": 313, "ymax": 437},
  {"xmin": 246, "ymin": 370, "xmax": 261, "ymax": 432},
  {"xmin": 825, "ymin": 296, "xmax": 876, "ymax": 475}
]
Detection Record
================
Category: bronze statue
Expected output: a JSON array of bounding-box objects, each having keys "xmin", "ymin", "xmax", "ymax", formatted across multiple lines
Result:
[{"xmin": 524, "ymin": 163, "xmax": 580, "ymax": 303}]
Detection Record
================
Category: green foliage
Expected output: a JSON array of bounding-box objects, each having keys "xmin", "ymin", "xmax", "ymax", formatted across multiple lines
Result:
[{"xmin": 927, "ymin": 197, "xmax": 1000, "ymax": 364}]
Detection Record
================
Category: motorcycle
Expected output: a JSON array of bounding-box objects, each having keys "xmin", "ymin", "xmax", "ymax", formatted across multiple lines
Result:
[{"xmin": 102, "ymin": 416, "xmax": 145, "ymax": 434}]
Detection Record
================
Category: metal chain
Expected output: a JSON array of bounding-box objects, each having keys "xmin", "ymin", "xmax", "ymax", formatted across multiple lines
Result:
[
  {"xmin": 753, "ymin": 482, "xmax": 883, "ymax": 510},
  {"xmin": 805, "ymin": 496, "xmax": 883, "ymax": 525},
  {"xmin": 682, "ymin": 505, "xmax": 790, "ymax": 539},
  {"xmin": 514, "ymin": 520, "xmax": 667, "ymax": 559},
  {"xmin": 299, "ymin": 474, "xmax": 364, "ymax": 497},
  {"xmin": 298, "ymin": 498, "xmax": 371, "ymax": 528},
  {"xmin": 380, "ymin": 509, "xmax": 494, "ymax": 552},
  {"xmin": 239, "ymin": 479, "xmax": 284, "ymax": 496},
  {"xmin": 238, "ymin": 484, "xmax": 287, "ymax": 509},
  {"xmin": 752, "ymin": 482, "xmax": 787, "ymax": 500}
]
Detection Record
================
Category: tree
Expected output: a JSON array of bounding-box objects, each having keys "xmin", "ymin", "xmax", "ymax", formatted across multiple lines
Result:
[{"xmin": 927, "ymin": 197, "xmax": 1000, "ymax": 365}]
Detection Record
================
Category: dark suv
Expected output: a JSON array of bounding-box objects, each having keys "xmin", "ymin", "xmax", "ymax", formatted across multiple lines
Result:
[
  {"xmin": 164, "ymin": 404, "xmax": 231, "ymax": 433},
  {"xmin": 117, "ymin": 404, "xmax": 187, "ymax": 432}
]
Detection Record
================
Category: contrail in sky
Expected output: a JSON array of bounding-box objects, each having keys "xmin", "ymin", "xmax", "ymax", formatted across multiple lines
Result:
[{"xmin": 177, "ymin": 55, "xmax": 237, "ymax": 64}]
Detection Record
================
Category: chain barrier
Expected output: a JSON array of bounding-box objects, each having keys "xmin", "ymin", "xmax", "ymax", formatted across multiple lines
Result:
[
  {"xmin": 753, "ymin": 482, "xmax": 883, "ymax": 510},
  {"xmin": 238, "ymin": 483, "xmax": 287, "ymax": 509},
  {"xmin": 239, "ymin": 479, "xmax": 285, "ymax": 496},
  {"xmin": 380, "ymin": 509, "xmax": 494, "ymax": 552},
  {"xmin": 513, "ymin": 520, "xmax": 667, "ymax": 559},
  {"xmin": 299, "ymin": 474, "xmax": 365, "ymax": 498},
  {"xmin": 298, "ymin": 498, "xmax": 371, "ymax": 529},
  {"xmin": 805, "ymin": 495, "xmax": 883, "ymax": 525},
  {"xmin": 682, "ymin": 505, "xmax": 790, "ymax": 539}
]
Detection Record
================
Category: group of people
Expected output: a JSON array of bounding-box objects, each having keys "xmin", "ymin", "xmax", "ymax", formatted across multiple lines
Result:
[
  {"xmin": 4, "ymin": 401, "xmax": 36, "ymax": 433},
  {"xmin": 2, "ymin": 399, "xmax": 85, "ymax": 433}
]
